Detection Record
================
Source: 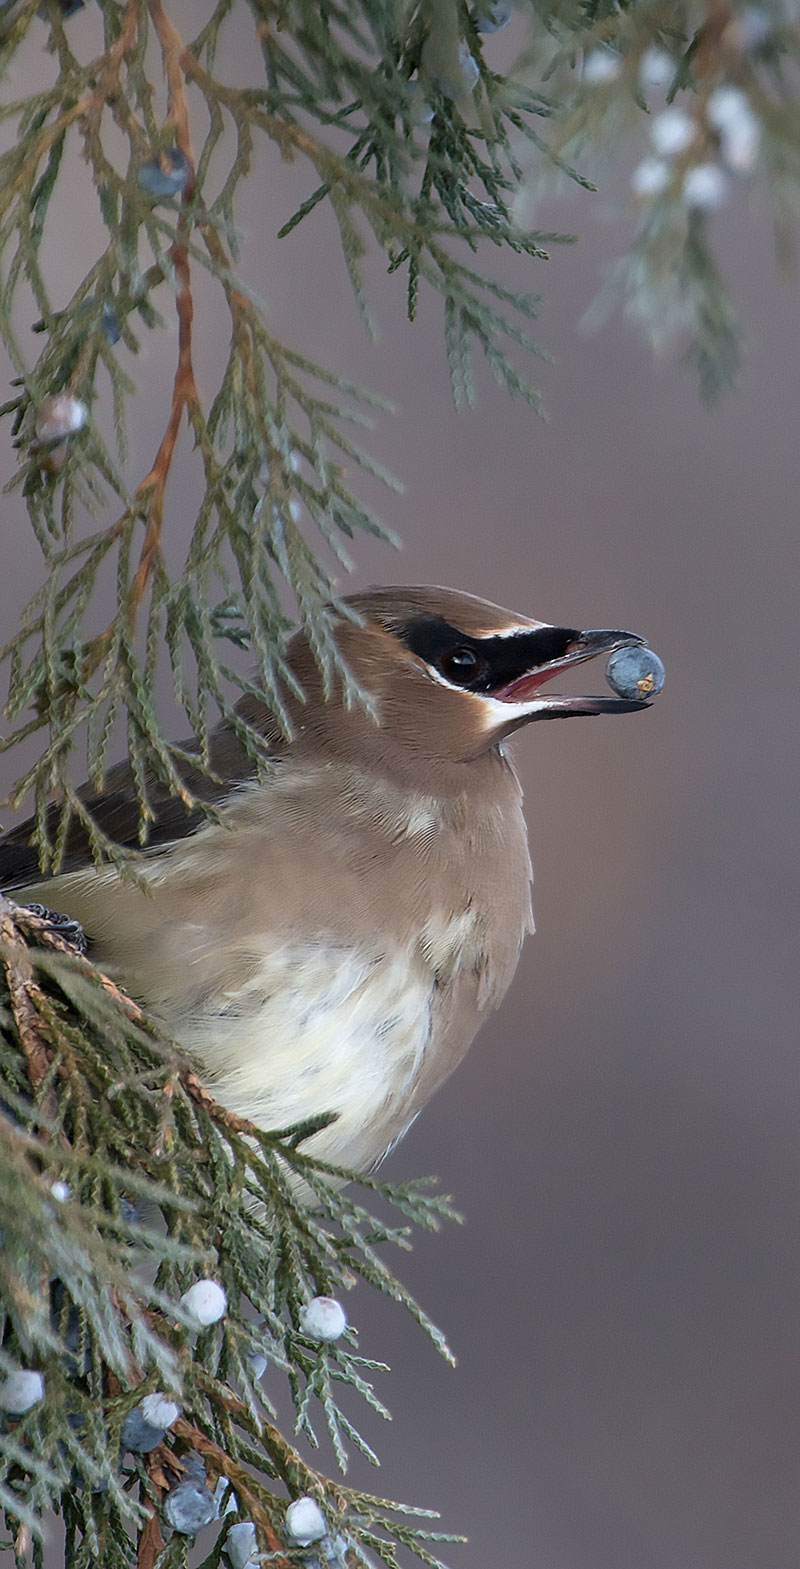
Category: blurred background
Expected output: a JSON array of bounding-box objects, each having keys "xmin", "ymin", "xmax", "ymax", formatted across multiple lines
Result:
[{"xmin": 2, "ymin": 8, "xmax": 800, "ymax": 1568}]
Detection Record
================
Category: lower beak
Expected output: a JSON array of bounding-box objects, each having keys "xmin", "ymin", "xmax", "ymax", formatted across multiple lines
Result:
[{"xmin": 497, "ymin": 629, "xmax": 651, "ymax": 717}]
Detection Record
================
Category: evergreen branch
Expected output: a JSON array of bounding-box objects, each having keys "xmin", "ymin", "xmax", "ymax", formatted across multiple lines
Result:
[
  {"xmin": 0, "ymin": 0, "xmax": 556, "ymax": 852},
  {"xmin": 1, "ymin": 6, "xmax": 789, "ymax": 1564},
  {"xmin": 0, "ymin": 912, "xmax": 461, "ymax": 1560},
  {"xmin": 122, "ymin": 2, "xmax": 202, "ymax": 630}
]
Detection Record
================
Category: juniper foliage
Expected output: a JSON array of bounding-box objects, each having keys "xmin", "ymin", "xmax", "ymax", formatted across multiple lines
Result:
[
  {"xmin": 0, "ymin": 1, "xmax": 793, "ymax": 857},
  {"xmin": 516, "ymin": 0, "xmax": 799, "ymax": 402},
  {"xmin": 0, "ymin": 0, "xmax": 566, "ymax": 869},
  {"xmin": 0, "ymin": 898, "xmax": 461, "ymax": 1567},
  {"xmin": 0, "ymin": 2, "xmax": 796, "ymax": 1566}
]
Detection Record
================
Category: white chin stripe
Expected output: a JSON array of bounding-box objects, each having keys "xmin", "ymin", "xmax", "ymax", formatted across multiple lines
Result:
[{"xmin": 470, "ymin": 691, "xmax": 556, "ymax": 727}]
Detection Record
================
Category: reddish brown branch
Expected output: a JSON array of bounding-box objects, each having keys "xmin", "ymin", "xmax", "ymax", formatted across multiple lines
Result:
[
  {"xmin": 171, "ymin": 1416, "xmax": 291, "ymax": 1562},
  {"xmin": 694, "ymin": 0, "xmax": 734, "ymax": 73},
  {"xmin": 138, "ymin": 1452, "xmax": 167, "ymax": 1569},
  {"xmin": 136, "ymin": 1507, "xmax": 165, "ymax": 1569},
  {"xmin": 148, "ymin": 0, "xmax": 193, "ymax": 155},
  {"xmin": 0, "ymin": 900, "xmax": 53, "ymax": 1092},
  {"xmin": 95, "ymin": 0, "xmax": 142, "ymax": 94},
  {"xmin": 178, "ymin": 1067, "xmax": 264, "ymax": 1139},
  {"xmin": 2, "ymin": 900, "xmax": 251, "ymax": 1143},
  {"xmin": 0, "ymin": 2, "xmax": 142, "ymax": 226},
  {"xmin": 7, "ymin": 899, "xmax": 144, "ymax": 1021},
  {"xmin": 122, "ymin": 2, "xmax": 203, "ymax": 627},
  {"xmin": 128, "ymin": 237, "xmax": 197, "ymax": 621}
]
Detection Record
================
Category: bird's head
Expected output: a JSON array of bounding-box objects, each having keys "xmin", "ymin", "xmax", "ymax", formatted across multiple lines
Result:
[{"xmin": 284, "ymin": 586, "xmax": 651, "ymax": 775}]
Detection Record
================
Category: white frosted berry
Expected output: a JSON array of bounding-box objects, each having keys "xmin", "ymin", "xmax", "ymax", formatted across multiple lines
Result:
[
  {"xmin": 35, "ymin": 395, "xmax": 87, "ymax": 442},
  {"xmin": 407, "ymin": 80, "xmax": 435, "ymax": 125},
  {"xmin": 213, "ymin": 1478, "xmax": 240, "ymax": 1518},
  {"xmin": 582, "ymin": 49, "xmax": 620, "ymax": 85},
  {"xmin": 163, "ymin": 1480, "xmax": 219, "ymax": 1535},
  {"xmin": 707, "ymin": 85, "xmax": 749, "ymax": 130},
  {"xmin": 286, "ymin": 1496, "xmax": 326, "ymax": 1545},
  {"xmin": 707, "ymin": 87, "xmax": 760, "ymax": 171},
  {"xmin": 299, "ymin": 1296, "xmax": 347, "ymax": 1342},
  {"xmin": 631, "ymin": 158, "xmax": 671, "ymax": 198},
  {"xmin": 322, "ymin": 1536, "xmax": 350, "ymax": 1567},
  {"xmin": 472, "ymin": 1, "xmax": 513, "ymax": 31},
  {"xmin": 683, "ymin": 161, "xmax": 728, "ymax": 210},
  {"xmin": 247, "ymin": 1351, "xmax": 269, "ymax": 1380},
  {"xmin": 650, "ymin": 108, "xmax": 695, "ymax": 158},
  {"xmin": 50, "ymin": 1180, "xmax": 70, "ymax": 1203},
  {"xmin": 225, "ymin": 1520, "xmax": 258, "ymax": 1568},
  {"xmin": 719, "ymin": 112, "xmax": 759, "ymax": 170},
  {"xmin": 422, "ymin": 37, "xmax": 480, "ymax": 99},
  {"xmin": 639, "ymin": 47, "xmax": 674, "ymax": 90},
  {"xmin": 140, "ymin": 1392, "xmax": 180, "ymax": 1429},
  {"xmin": 121, "ymin": 1393, "xmax": 179, "ymax": 1454},
  {"xmin": 180, "ymin": 1279, "xmax": 227, "ymax": 1328},
  {"xmin": 0, "ymin": 1370, "xmax": 45, "ymax": 1413},
  {"xmin": 725, "ymin": 117, "xmax": 760, "ymax": 170},
  {"xmin": 453, "ymin": 42, "xmax": 480, "ymax": 95}
]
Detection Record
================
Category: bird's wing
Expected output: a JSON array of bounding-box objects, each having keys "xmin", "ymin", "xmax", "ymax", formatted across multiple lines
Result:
[{"xmin": 0, "ymin": 695, "xmax": 288, "ymax": 890}]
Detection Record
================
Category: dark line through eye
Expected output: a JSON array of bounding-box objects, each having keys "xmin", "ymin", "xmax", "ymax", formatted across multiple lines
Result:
[{"xmin": 400, "ymin": 616, "xmax": 580, "ymax": 691}]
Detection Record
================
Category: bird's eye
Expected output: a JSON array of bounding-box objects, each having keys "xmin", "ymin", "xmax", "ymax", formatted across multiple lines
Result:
[{"xmin": 438, "ymin": 645, "xmax": 484, "ymax": 686}]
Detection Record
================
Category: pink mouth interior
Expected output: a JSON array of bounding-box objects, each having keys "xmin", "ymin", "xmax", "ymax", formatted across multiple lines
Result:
[{"xmin": 498, "ymin": 659, "xmax": 576, "ymax": 704}]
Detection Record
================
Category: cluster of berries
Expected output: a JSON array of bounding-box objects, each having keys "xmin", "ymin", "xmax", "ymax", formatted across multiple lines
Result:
[{"xmin": 1, "ymin": 1284, "xmax": 348, "ymax": 1558}]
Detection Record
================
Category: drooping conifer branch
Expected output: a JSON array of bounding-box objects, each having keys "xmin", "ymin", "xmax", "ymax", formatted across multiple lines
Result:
[{"xmin": 0, "ymin": 5, "xmax": 796, "ymax": 1565}]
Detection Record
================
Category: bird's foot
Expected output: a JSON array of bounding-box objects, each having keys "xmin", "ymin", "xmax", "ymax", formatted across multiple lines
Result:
[{"xmin": 22, "ymin": 903, "xmax": 88, "ymax": 955}]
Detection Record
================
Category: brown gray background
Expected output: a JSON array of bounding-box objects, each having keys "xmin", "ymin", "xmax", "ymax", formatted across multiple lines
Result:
[{"xmin": 2, "ymin": 8, "xmax": 800, "ymax": 1567}]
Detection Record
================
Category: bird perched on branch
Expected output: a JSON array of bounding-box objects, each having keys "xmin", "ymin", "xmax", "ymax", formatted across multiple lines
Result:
[{"xmin": 0, "ymin": 587, "xmax": 651, "ymax": 1170}]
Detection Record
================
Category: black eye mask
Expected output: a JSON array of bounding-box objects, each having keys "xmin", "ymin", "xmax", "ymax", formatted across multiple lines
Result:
[{"xmin": 399, "ymin": 615, "xmax": 580, "ymax": 693}]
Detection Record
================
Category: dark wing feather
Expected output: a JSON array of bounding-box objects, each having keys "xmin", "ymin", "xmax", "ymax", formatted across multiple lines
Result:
[{"xmin": 0, "ymin": 694, "xmax": 288, "ymax": 890}]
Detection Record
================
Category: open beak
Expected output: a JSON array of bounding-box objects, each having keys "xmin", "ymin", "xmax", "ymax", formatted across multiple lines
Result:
[{"xmin": 497, "ymin": 628, "xmax": 651, "ymax": 718}]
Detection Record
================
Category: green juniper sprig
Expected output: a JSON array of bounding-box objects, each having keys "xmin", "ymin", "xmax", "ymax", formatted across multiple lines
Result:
[
  {"xmin": 0, "ymin": 0, "xmax": 561, "ymax": 870},
  {"xmin": 1, "ymin": 7, "xmax": 797, "ymax": 1567},
  {"xmin": 0, "ymin": 897, "xmax": 462, "ymax": 1566}
]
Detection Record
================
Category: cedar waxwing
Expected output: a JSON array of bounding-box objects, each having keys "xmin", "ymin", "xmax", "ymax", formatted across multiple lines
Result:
[{"xmin": 0, "ymin": 587, "xmax": 651, "ymax": 1170}]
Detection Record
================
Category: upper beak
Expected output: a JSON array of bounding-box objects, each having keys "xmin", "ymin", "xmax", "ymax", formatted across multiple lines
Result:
[{"xmin": 497, "ymin": 628, "xmax": 651, "ymax": 717}]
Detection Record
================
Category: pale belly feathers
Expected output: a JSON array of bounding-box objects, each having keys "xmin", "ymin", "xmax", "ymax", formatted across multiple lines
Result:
[
  {"xmin": 187, "ymin": 938, "xmax": 448, "ymax": 1171},
  {"xmin": 25, "ymin": 758, "xmax": 533, "ymax": 1169}
]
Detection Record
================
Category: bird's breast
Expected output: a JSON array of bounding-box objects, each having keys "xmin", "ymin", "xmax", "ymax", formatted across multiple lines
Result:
[
  {"xmin": 185, "ymin": 937, "xmax": 440, "ymax": 1170},
  {"xmin": 33, "ymin": 757, "xmax": 533, "ymax": 1168}
]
